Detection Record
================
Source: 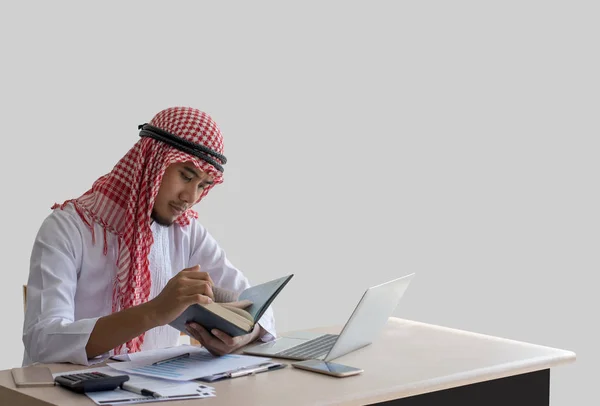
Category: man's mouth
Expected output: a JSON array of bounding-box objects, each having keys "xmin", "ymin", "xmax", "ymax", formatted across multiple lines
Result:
[{"xmin": 170, "ymin": 204, "xmax": 186, "ymax": 214}]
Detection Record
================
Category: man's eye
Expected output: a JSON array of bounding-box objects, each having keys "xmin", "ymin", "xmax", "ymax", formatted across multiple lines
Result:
[{"xmin": 180, "ymin": 172, "xmax": 192, "ymax": 182}]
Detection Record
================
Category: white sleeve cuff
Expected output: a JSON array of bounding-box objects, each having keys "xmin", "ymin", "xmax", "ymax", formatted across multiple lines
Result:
[{"xmin": 256, "ymin": 309, "xmax": 277, "ymax": 342}]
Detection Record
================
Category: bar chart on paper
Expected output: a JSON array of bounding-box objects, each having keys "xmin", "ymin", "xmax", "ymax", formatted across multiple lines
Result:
[
  {"xmin": 108, "ymin": 348, "xmax": 271, "ymax": 381},
  {"xmin": 128, "ymin": 352, "xmax": 214, "ymax": 379}
]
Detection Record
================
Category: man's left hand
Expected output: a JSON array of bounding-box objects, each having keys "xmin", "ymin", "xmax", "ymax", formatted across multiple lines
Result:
[{"xmin": 185, "ymin": 322, "xmax": 263, "ymax": 356}]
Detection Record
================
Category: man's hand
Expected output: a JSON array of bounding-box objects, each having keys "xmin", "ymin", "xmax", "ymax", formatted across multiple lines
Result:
[
  {"xmin": 148, "ymin": 265, "xmax": 214, "ymax": 326},
  {"xmin": 86, "ymin": 265, "xmax": 213, "ymax": 358},
  {"xmin": 185, "ymin": 322, "xmax": 264, "ymax": 356}
]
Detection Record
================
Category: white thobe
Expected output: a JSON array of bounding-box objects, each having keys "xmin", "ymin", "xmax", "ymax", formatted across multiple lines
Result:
[{"xmin": 22, "ymin": 204, "xmax": 276, "ymax": 366}]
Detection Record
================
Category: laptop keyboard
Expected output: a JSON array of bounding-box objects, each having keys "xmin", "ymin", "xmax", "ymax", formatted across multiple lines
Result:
[{"xmin": 275, "ymin": 334, "xmax": 339, "ymax": 359}]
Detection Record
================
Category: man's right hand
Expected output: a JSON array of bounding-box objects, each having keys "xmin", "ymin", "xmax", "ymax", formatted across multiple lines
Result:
[{"xmin": 148, "ymin": 265, "xmax": 214, "ymax": 326}]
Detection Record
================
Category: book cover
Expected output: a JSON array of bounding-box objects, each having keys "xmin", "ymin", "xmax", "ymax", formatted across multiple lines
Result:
[{"xmin": 169, "ymin": 274, "xmax": 294, "ymax": 337}]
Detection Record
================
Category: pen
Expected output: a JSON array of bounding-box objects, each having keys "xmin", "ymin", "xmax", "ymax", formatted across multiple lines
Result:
[
  {"xmin": 228, "ymin": 363, "xmax": 282, "ymax": 378},
  {"xmin": 120, "ymin": 382, "xmax": 163, "ymax": 398},
  {"xmin": 99, "ymin": 394, "xmax": 200, "ymax": 403},
  {"xmin": 151, "ymin": 352, "xmax": 191, "ymax": 366}
]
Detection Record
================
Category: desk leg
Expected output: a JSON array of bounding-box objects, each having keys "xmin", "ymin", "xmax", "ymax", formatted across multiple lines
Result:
[{"xmin": 369, "ymin": 369, "xmax": 550, "ymax": 406}]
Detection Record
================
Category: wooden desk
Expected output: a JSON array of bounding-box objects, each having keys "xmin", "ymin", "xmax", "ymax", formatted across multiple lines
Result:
[{"xmin": 0, "ymin": 318, "xmax": 575, "ymax": 405}]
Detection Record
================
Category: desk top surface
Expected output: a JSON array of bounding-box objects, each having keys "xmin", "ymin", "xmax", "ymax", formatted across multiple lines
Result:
[{"xmin": 0, "ymin": 318, "xmax": 576, "ymax": 406}]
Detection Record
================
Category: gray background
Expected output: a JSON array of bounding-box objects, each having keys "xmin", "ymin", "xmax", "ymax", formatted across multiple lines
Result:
[{"xmin": 0, "ymin": 1, "xmax": 596, "ymax": 404}]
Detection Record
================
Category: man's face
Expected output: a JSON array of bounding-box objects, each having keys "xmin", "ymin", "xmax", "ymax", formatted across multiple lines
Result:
[{"xmin": 152, "ymin": 162, "xmax": 214, "ymax": 226}]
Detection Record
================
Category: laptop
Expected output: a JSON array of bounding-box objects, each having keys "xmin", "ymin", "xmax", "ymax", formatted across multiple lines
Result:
[{"xmin": 243, "ymin": 273, "xmax": 414, "ymax": 361}]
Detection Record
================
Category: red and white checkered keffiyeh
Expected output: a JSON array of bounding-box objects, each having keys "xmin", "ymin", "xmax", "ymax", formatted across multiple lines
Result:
[{"xmin": 52, "ymin": 107, "xmax": 225, "ymax": 354}]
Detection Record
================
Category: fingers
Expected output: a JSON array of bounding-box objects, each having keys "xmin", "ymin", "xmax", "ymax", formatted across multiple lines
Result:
[
  {"xmin": 186, "ymin": 323, "xmax": 238, "ymax": 356},
  {"xmin": 182, "ymin": 293, "xmax": 213, "ymax": 305},
  {"xmin": 180, "ymin": 266, "xmax": 214, "ymax": 286},
  {"xmin": 182, "ymin": 265, "xmax": 202, "ymax": 273},
  {"xmin": 184, "ymin": 324, "xmax": 212, "ymax": 352},
  {"xmin": 179, "ymin": 281, "xmax": 214, "ymax": 301},
  {"xmin": 211, "ymin": 329, "xmax": 236, "ymax": 347},
  {"xmin": 188, "ymin": 323, "xmax": 215, "ymax": 343},
  {"xmin": 186, "ymin": 323, "xmax": 226, "ymax": 356},
  {"xmin": 204, "ymin": 283, "xmax": 214, "ymax": 300},
  {"xmin": 203, "ymin": 345, "xmax": 223, "ymax": 357}
]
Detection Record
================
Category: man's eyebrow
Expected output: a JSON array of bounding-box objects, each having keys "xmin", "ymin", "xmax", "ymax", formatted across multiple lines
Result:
[
  {"xmin": 182, "ymin": 166, "xmax": 199, "ymax": 178},
  {"xmin": 183, "ymin": 166, "xmax": 214, "ymax": 184}
]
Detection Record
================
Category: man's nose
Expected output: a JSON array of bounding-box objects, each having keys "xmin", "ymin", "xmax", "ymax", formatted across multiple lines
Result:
[{"xmin": 180, "ymin": 184, "xmax": 200, "ymax": 203}]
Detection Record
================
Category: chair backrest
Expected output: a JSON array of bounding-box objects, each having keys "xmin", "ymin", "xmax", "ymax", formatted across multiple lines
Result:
[{"xmin": 23, "ymin": 284, "xmax": 27, "ymax": 312}]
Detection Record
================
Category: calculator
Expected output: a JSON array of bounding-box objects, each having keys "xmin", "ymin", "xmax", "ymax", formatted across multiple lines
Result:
[{"xmin": 54, "ymin": 371, "xmax": 130, "ymax": 393}]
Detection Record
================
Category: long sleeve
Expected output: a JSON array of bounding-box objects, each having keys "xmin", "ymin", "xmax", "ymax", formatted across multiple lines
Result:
[
  {"xmin": 188, "ymin": 223, "xmax": 277, "ymax": 342},
  {"xmin": 22, "ymin": 211, "xmax": 108, "ymax": 366}
]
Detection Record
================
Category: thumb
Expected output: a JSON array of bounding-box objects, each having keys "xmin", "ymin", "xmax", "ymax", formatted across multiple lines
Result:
[{"xmin": 183, "ymin": 265, "xmax": 201, "ymax": 272}]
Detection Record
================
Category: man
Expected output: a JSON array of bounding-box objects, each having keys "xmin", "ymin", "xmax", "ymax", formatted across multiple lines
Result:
[{"xmin": 22, "ymin": 107, "xmax": 275, "ymax": 366}]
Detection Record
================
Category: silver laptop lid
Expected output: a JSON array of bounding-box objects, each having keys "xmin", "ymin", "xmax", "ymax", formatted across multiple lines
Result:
[{"xmin": 324, "ymin": 273, "xmax": 415, "ymax": 361}]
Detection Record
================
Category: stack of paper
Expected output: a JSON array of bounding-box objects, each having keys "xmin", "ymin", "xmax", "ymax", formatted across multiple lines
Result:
[
  {"xmin": 53, "ymin": 367, "xmax": 215, "ymax": 405},
  {"xmin": 55, "ymin": 345, "xmax": 277, "ymax": 404},
  {"xmin": 109, "ymin": 345, "xmax": 195, "ymax": 363},
  {"xmin": 108, "ymin": 345, "xmax": 272, "ymax": 381}
]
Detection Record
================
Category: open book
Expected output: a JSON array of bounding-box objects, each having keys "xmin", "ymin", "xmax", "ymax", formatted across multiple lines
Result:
[{"xmin": 169, "ymin": 274, "xmax": 293, "ymax": 337}]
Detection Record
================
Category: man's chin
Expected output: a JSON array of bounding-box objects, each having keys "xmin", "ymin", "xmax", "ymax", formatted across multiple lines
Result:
[{"xmin": 151, "ymin": 211, "xmax": 174, "ymax": 227}]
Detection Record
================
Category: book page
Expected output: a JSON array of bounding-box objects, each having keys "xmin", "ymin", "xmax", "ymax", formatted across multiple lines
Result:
[
  {"xmin": 203, "ymin": 303, "xmax": 254, "ymax": 331},
  {"xmin": 220, "ymin": 302, "xmax": 254, "ymax": 322},
  {"xmin": 212, "ymin": 287, "xmax": 239, "ymax": 303},
  {"xmin": 220, "ymin": 299, "xmax": 253, "ymax": 309}
]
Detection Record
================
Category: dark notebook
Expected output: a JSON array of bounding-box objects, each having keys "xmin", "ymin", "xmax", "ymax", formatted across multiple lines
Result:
[{"xmin": 169, "ymin": 274, "xmax": 293, "ymax": 337}]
